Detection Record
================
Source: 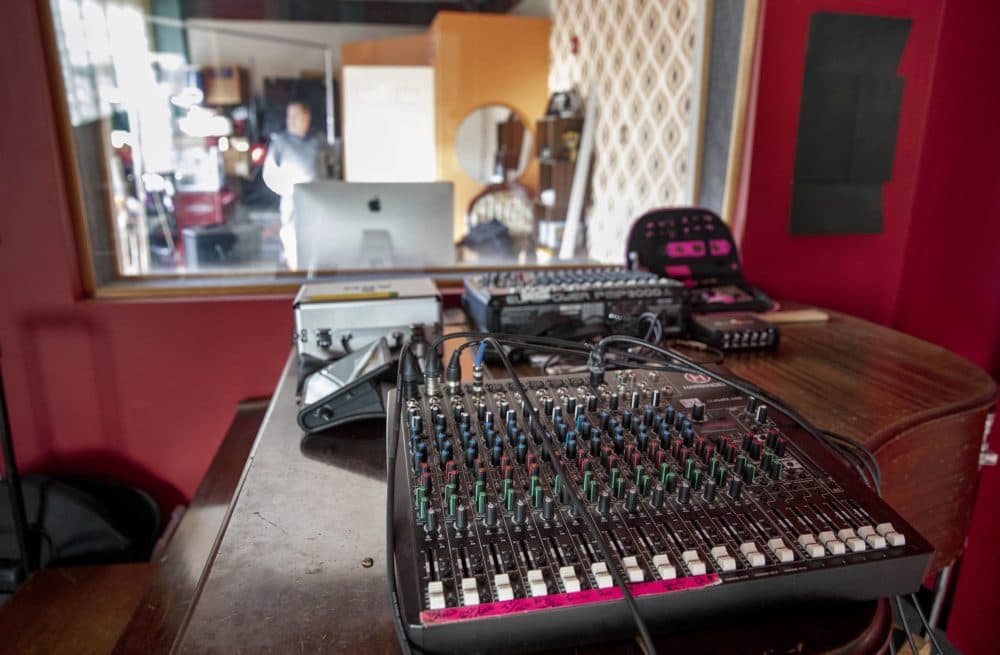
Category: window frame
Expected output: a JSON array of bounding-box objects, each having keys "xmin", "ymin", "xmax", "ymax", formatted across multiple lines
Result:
[{"xmin": 37, "ymin": 0, "xmax": 761, "ymax": 300}]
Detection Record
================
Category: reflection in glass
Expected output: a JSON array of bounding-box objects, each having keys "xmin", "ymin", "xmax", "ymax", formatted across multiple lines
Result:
[
  {"xmin": 454, "ymin": 105, "xmax": 531, "ymax": 185},
  {"xmin": 42, "ymin": 2, "xmax": 753, "ymax": 287}
]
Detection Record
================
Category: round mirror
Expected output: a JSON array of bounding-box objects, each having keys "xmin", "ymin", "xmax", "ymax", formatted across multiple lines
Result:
[{"xmin": 454, "ymin": 105, "xmax": 532, "ymax": 184}]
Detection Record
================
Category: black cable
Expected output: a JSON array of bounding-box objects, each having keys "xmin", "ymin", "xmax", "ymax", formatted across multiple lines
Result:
[
  {"xmin": 895, "ymin": 596, "xmax": 921, "ymax": 655},
  {"xmin": 665, "ymin": 340, "xmax": 725, "ymax": 365},
  {"xmin": 828, "ymin": 442, "xmax": 875, "ymax": 492},
  {"xmin": 593, "ymin": 336, "xmax": 833, "ymax": 445},
  {"xmin": 480, "ymin": 337, "xmax": 658, "ymax": 655},
  {"xmin": 591, "ymin": 336, "xmax": 934, "ymax": 655},
  {"xmin": 823, "ymin": 431, "xmax": 882, "ymax": 493},
  {"xmin": 386, "ymin": 342, "xmax": 415, "ymax": 655},
  {"xmin": 910, "ymin": 593, "xmax": 945, "ymax": 655}
]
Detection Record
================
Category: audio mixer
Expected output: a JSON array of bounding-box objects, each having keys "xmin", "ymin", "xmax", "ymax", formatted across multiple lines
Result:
[
  {"xmin": 462, "ymin": 268, "xmax": 686, "ymax": 338},
  {"xmin": 389, "ymin": 368, "xmax": 931, "ymax": 653}
]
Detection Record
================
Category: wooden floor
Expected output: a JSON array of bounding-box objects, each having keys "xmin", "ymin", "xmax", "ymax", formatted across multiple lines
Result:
[
  {"xmin": 0, "ymin": 563, "xmax": 153, "ymax": 655},
  {"xmin": 0, "ymin": 400, "xmax": 267, "ymax": 655}
]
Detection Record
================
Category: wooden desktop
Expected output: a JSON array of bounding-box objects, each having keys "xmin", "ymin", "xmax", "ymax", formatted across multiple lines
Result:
[{"xmin": 1, "ymin": 306, "xmax": 994, "ymax": 654}]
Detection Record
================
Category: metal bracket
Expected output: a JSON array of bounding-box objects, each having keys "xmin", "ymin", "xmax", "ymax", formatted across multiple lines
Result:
[{"xmin": 980, "ymin": 411, "xmax": 997, "ymax": 467}]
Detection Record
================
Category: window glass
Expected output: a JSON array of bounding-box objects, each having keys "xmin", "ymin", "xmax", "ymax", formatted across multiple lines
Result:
[{"xmin": 46, "ymin": 1, "xmax": 750, "ymax": 289}]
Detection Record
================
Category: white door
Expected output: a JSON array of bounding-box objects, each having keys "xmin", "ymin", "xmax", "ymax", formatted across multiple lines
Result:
[{"xmin": 342, "ymin": 65, "xmax": 436, "ymax": 182}]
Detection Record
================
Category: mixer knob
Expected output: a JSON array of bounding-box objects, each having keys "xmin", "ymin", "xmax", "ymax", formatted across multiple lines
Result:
[
  {"xmin": 456, "ymin": 505, "xmax": 469, "ymax": 531},
  {"xmin": 608, "ymin": 394, "xmax": 619, "ymax": 411},
  {"xmin": 642, "ymin": 406, "xmax": 654, "ymax": 425},
  {"xmin": 677, "ymin": 481, "xmax": 691, "ymax": 505},
  {"xmin": 682, "ymin": 426, "xmax": 695, "ymax": 447},
  {"xmin": 543, "ymin": 397, "xmax": 554, "ymax": 415},
  {"xmin": 637, "ymin": 431, "xmax": 649, "ymax": 453},
  {"xmin": 516, "ymin": 444, "xmax": 527, "ymax": 463},
  {"xmin": 514, "ymin": 499, "xmax": 527, "ymax": 524},
  {"xmin": 622, "ymin": 410, "xmax": 633, "ymax": 431},
  {"xmin": 425, "ymin": 508, "xmax": 439, "ymax": 534},
  {"xmin": 651, "ymin": 484, "xmax": 665, "ymax": 509},
  {"xmin": 664, "ymin": 405, "xmax": 676, "ymax": 425},
  {"xmin": 596, "ymin": 489, "xmax": 613, "ymax": 516},
  {"xmin": 485, "ymin": 502, "xmax": 498, "ymax": 528},
  {"xmin": 566, "ymin": 396, "xmax": 577, "ymax": 414},
  {"xmin": 630, "ymin": 391, "xmax": 641, "ymax": 410},
  {"xmin": 599, "ymin": 410, "xmax": 610, "ymax": 431},
  {"xmin": 542, "ymin": 496, "xmax": 555, "ymax": 522},
  {"xmin": 466, "ymin": 446, "xmax": 478, "ymax": 466},
  {"xmin": 749, "ymin": 441, "xmax": 762, "ymax": 460},
  {"xmin": 691, "ymin": 402, "xmax": 706, "ymax": 422},
  {"xmin": 651, "ymin": 389, "xmax": 661, "ymax": 407},
  {"xmin": 765, "ymin": 429, "xmax": 778, "ymax": 449},
  {"xmin": 625, "ymin": 487, "xmax": 639, "ymax": 512},
  {"xmin": 674, "ymin": 411, "xmax": 687, "ymax": 429},
  {"xmin": 703, "ymin": 479, "xmax": 717, "ymax": 502},
  {"xmin": 551, "ymin": 406, "xmax": 562, "ymax": 423},
  {"xmin": 613, "ymin": 433, "xmax": 625, "ymax": 454},
  {"xmin": 491, "ymin": 445, "xmax": 502, "ymax": 466},
  {"xmin": 728, "ymin": 476, "xmax": 744, "ymax": 500},
  {"xmin": 746, "ymin": 396, "xmax": 758, "ymax": 413},
  {"xmin": 590, "ymin": 436, "xmax": 602, "ymax": 457},
  {"xmin": 774, "ymin": 436, "xmax": 788, "ymax": 457},
  {"xmin": 754, "ymin": 405, "xmax": 769, "ymax": 423},
  {"xmin": 566, "ymin": 439, "xmax": 578, "ymax": 460}
]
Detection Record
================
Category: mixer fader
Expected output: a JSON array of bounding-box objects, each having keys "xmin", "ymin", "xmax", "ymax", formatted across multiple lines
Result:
[{"xmin": 389, "ymin": 367, "xmax": 931, "ymax": 653}]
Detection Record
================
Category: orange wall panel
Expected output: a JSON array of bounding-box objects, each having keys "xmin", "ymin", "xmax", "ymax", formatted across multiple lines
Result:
[
  {"xmin": 341, "ymin": 33, "xmax": 432, "ymax": 67},
  {"xmin": 429, "ymin": 12, "xmax": 551, "ymax": 236}
]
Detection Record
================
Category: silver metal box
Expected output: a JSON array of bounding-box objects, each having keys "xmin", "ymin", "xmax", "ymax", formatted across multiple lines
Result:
[{"xmin": 293, "ymin": 277, "xmax": 441, "ymax": 360}]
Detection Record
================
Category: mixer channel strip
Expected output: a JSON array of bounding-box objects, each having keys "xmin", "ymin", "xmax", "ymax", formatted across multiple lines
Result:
[{"xmin": 390, "ymin": 369, "xmax": 931, "ymax": 654}]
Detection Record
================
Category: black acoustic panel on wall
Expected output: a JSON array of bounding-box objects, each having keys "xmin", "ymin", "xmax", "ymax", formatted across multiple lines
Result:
[{"xmin": 790, "ymin": 13, "xmax": 911, "ymax": 235}]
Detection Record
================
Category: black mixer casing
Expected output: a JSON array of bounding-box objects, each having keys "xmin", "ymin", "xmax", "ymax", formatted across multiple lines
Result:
[
  {"xmin": 389, "ymin": 369, "xmax": 932, "ymax": 654},
  {"xmin": 462, "ymin": 268, "xmax": 687, "ymax": 338}
]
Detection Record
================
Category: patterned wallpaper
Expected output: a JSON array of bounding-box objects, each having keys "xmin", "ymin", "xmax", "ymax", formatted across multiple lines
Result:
[{"xmin": 549, "ymin": 0, "xmax": 698, "ymax": 262}]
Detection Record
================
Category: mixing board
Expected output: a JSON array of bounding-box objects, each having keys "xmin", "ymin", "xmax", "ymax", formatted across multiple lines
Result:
[
  {"xmin": 389, "ymin": 368, "xmax": 931, "ymax": 653},
  {"xmin": 462, "ymin": 268, "xmax": 686, "ymax": 338}
]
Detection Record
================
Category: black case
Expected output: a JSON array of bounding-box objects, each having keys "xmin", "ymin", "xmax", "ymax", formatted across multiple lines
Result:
[{"xmin": 625, "ymin": 208, "xmax": 773, "ymax": 313}]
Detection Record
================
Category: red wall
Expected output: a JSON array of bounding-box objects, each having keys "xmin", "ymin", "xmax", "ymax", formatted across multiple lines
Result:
[
  {"xmin": 735, "ymin": 0, "xmax": 945, "ymax": 325},
  {"xmin": 895, "ymin": 2, "xmax": 1000, "ymax": 653},
  {"xmin": 0, "ymin": 3, "xmax": 292, "ymax": 511},
  {"xmin": 738, "ymin": 1, "xmax": 1000, "ymax": 653}
]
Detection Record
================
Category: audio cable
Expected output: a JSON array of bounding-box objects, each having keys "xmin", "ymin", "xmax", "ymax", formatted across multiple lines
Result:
[
  {"xmin": 588, "ymin": 335, "xmax": 947, "ymax": 655},
  {"xmin": 388, "ymin": 330, "xmax": 940, "ymax": 655},
  {"xmin": 479, "ymin": 336, "xmax": 659, "ymax": 655},
  {"xmin": 390, "ymin": 332, "xmax": 671, "ymax": 655}
]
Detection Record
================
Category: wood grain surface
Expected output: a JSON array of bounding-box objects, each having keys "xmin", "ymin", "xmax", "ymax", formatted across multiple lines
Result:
[{"xmin": 112, "ymin": 309, "xmax": 995, "ymax": 654}]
